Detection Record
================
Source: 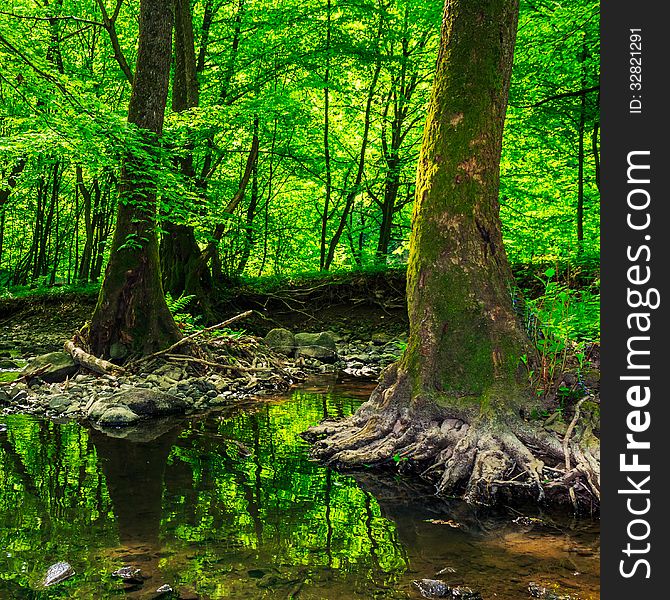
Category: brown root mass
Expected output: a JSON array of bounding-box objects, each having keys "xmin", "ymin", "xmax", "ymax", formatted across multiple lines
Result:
[{"xmin": 305, "ymin": 364, "xmax": 600, "ymax": 510}]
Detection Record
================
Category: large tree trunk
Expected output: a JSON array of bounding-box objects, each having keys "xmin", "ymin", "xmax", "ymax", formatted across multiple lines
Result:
[
  {"xmin": 160, "ymin": 0, "xmax": 218, "ymax": 321},
  {"xmin": 88, "ymin": 0, "xmax": 180, "ymax": 358},
  {"xmin": 306, "ymin": 0, "xmax": 599, "ymax": 508}
]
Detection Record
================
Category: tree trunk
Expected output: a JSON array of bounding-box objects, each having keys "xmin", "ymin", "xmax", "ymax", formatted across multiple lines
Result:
[
  {"xmin": 306, "ymin": 0, "xmax": 599, "ymax": 509},
  {"xmin": 160, "ymin": 0, "xmax": 217, "ymax": 321},
  {"xmin": 319, "ymin": 0, "xmax": 332, "ymax": 271},
  {"xmin": 88, "ymin": 0, "xmax": 180, "ymax": 358}
]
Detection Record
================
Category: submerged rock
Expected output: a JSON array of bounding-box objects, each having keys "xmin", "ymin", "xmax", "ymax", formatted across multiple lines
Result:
[
  {"xmin": 112, "ymin": 566, "xmax": 145, "ymax": 584},
  {"xmin": 528, "ymin": 582, "xmax": 576, "ymax": 599},
  {"xmin": 22, "ymin": 352, "xmax": 77, "ymax": 383},
  {"xmin": 294, "ymin": 332, "xmax": 337, "ymax": 362},
  {"xmin": 155, "ymin": 583, "xmax": 174, "ymax": 596},
  {"xmin": 265, "ymin": 328, "xmax": 296, "ymax": 355},
  {"xmin": 412, "ymin": 579, "xmax": 482, "ymax": 599},
  {"xmin": 42, "ymin": 562, "xmax": 75, "ymax": 587}
]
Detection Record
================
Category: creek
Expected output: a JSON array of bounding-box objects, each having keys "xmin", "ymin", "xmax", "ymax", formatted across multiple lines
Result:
[{"xmin": 0, "ymin": 378, "xmax": 599, "ymax": 599}]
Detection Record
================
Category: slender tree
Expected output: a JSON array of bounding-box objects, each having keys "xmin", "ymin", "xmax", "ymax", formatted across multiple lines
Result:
[
  {"xmin": 87, "ymin": 0, "xmax": 181, "ymax": 358},
  {"xmin": 307, "ymin": 0, "xmax": 599, "ymax": 506}
]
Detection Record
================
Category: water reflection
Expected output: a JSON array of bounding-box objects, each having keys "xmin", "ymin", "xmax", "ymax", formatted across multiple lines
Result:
[{"xmin": 0, "ymin": 378, "xmax": 599, "ymax": 599}]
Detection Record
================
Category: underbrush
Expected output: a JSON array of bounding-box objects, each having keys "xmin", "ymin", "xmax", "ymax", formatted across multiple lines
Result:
[{"xmin": 520, "ymin": 268, "xmax": 600, "ymax": 419}]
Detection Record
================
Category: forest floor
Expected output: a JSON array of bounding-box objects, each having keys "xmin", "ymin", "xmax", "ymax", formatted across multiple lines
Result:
[{"xmin": 0, "ymin": 268, "xmax": 599, "ymax": 459}]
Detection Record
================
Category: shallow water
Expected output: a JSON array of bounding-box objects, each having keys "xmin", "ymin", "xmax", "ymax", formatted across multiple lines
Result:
[{"xmin": 0, "ymin": 378, "xmax": 599, "ymax": 599}]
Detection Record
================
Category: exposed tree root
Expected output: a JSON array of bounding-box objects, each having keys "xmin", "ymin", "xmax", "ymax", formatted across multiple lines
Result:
[{"xmin": 304, "ymin": 365, "xmax": 600, "ymax": 510}]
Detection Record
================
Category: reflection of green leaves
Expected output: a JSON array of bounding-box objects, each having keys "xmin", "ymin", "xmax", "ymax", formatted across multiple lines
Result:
[{"xmin": 0, "ymin": 390, "xmax": 410, "ymax": 598}]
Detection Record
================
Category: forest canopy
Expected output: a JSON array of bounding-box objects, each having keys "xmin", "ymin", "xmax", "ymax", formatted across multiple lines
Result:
[{"xmin": 0, "ymin": 0, "xmax": 599, "ymax": 291}]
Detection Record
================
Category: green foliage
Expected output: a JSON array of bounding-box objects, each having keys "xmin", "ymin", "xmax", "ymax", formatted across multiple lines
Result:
[
  {"xmin": 0, "ymin": 0, "xmax": 599, "ymax": 289},
  {"xmin": 165, "ymin": 292, "xmax": 201, "ymax": 332},
  {"xmin": 524, "ymin": 268, "xmax": 599, "ymax": 392}
]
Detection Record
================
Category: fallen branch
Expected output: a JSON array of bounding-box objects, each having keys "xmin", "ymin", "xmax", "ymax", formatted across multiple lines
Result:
[
  {"xmin": 64, "ymin": 340, "xmax": 125, "ymax": 376},
  {"xmin": 133, "ymin": 310, "xmax": 254, "ymax": 365}
]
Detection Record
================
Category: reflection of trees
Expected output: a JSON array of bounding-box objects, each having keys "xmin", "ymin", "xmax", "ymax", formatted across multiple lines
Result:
[
  {"xmin": 158, "ymin": 392, "xmax": 411, "ymax": 597},
  {"xmin": 89, "ymin": 424, "xmax": 182, "ymax": 547},
  {"xmin": 0, "ymin": 418, "xmax": 118, "ymax": 596},
  {"xmin": 89, "ymin": 422, "xmax": 183, "ymax": 598}
]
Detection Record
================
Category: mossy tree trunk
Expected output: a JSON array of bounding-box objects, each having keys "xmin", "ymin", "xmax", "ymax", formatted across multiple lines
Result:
[
  {"xmin": 306, "ymin": 0, "xmax": 599, "ymax": 508},
  {"xmin": 160, "ymin": 0, "xmax": 218, "ymax": 322},
  {"xmin": 88, "ymin": 0, "xmax": 181, "ymax": 358}
]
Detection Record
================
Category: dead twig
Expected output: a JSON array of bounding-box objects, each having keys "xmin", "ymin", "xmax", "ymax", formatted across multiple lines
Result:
[
  {"xmin": 132, "ymin": 310, "xmax": 254, "ymax": 365},
  {"xmin": 165, "ymin": 354, "xmax": 271, "ymax": 373}
]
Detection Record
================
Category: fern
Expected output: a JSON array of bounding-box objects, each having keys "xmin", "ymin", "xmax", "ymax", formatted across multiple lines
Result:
[{"xmin": 165, "ymin": 293, "xmax": 201, "ymax": 332}]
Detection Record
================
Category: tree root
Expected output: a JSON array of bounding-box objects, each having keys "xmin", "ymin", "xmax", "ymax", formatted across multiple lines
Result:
[{"xmin": 304, "ymin": 366, "xmax": 600, "ymax": 510}]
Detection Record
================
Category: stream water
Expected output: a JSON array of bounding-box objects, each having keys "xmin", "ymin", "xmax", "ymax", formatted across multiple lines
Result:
[{"xmin": 0, "ymin": 377, "xmax": 599, "ymax": 599}]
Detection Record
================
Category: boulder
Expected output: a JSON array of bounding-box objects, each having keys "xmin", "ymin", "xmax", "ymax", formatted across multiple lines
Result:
[
  {"xmin": 109, "ymin": 388, "xmax": 188, "ymax": 416},
  {"xmin": 294, "ymin": 332, "xmax": 337, "ymax": 362},
  {"xmin": 87, "ymin": 389, "xmax": 187, "ymax": 426},
  {"xmin": 371, "ymin": 332, "xmax": 392, "ymax": 345},
  {"xmin": 98, "ymin": 405, "xmax": 140, "ymax": 426},
  {"xmin": 265, "ymin": 328, "xmax": 296, "ymax": 355},
  {"xmin": 22, "ymin": 352, "xmax": 77, "ymax": 383}
]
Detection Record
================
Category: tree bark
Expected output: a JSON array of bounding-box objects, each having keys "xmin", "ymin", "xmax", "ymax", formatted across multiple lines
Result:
[
  {"xmin": 88, "ymin": 0, "xmax": 180, "ymax": 358},
  {"xmin": 306, "ymin": 0, "xmax": 599, "ymax": 509}
]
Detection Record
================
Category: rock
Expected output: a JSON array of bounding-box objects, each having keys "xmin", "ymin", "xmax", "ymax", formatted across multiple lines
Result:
[
  {"xmin": 0, "ymin": 388, "xmax": 11, "ymax": 404},
  {"xmin": 528, "ymin": 582, "xmax": 576, "ymax": 599},
  {"xmin": 112, "ymin": 566, "xmax": 145, "ymax": 584},
  {"xmin": 371, "ymin": 332, "xmax": 392, "ymax": 345},
  {"xmin": 22, "ymin": 352, "xmax": 77, "ymax": 383},
  {"xmin": 11, "ymin": 389, "xmax": 29, "ymax": 403},
  {"xmin": 155, "ymin": 584, "xmax": 174, "ymax": 596},
  {"xmin": 412, "ymin": 579, "xmax": 482, "ymax": 599},
  {"xmin": 98, "ymin": 406, "xmax": 140, "ymax": 426},
  {"xmin": 294, "ymin": 332, "xmax": 337, "ymax": 362},
  {"xmin": 109, "ymin": 342, "xmax": 128, "ymax": 360},
  {"xmin": 110, "ymin": 388, "xmax": 188, "ymax": 417},
  {"xmin": 0, "ymin": 359, "xmax": 19, "ymax": 369},
  {"xmin": 42, "ymin": 562, "xmax": 75, "ymax": 587},
  {"xmin": 265, "ymin": 328, "xmax": 295, "ymax": 355},
  {"xmin": 48, "ymin": 395, "xmax": 72, "ymax": 412}
]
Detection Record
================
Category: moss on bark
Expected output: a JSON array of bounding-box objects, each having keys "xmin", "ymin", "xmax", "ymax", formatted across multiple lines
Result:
[
  {"xmin": 306, "ymin": 0, "xmax": 600, "ymax": 509},
  {"xmin": 87, "ymin": 0, "xmax": 181, "ymax": 358}
]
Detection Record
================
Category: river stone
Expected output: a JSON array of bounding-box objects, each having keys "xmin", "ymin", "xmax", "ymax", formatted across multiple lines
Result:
[
  {"xmin": 371, "ymin": 332, "xmax": 392, "ymax": 345},
  {"xmin": 155, "ymin": 584, "xmax": 174, "ymax": 596},
  {"xmin": 412, "ymin": 579, "xmax": 482, "ymax": 599},
  {"xmin": 109, "ymin": 342, "xmax": 128, "ymax": 360},
  {"xmin": 294, "ymin": 332, "xmax": 337, "ymax": 362},
  {"xmin": 265, "ymin": 328, "xmax": 295, "ymax": 355},
  {"xmin": 42, "ymin": 562, "xmax": 75, "ymax": 587},
  {"xmin": 48, "ymin": 395, "xmax": 72, "ymax": 412},
  {"xmin": 528, "ymin": 582, "xmax": 575, "ymax": 599},
  {"xmin": 112, "ymin": 566, "xmax": 145, "ymax": 583},
  {"xmin": 22, "ymin": 352, "xmax": 77, "ymax": 383},
  {"xmin": 109, "ymin": 388, "xmax": 188, "ymax": 416},
  {"xmin": 98, "ymin": 405, "xmax": 140, "ymax": 426},
  {"xmin": 0, "ymin": 388, "xmax": 11, "ymax": 404}
]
